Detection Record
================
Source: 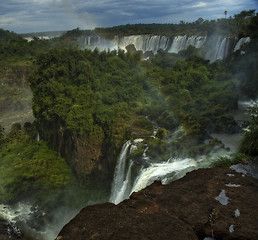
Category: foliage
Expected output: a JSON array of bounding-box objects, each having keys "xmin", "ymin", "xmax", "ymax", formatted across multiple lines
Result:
[
  {"xmin": 29, "ymin": 47, "xmax": 147, "ymax": 137},
  {"xmin": 0, "ymin": 123, "xmax": 111, "ymax": 227},
  {"xmin": 227, "ymin": 14, "xmax": 258, "ymax": 99},
  {"xmin": 0, "ymin": 10, "xmax": 257, "ymax": 208},
  {"xmin": 239, "ymin": 102, "xmax": 258, "ymax": 157},
  {"xmin": 0, "ymin": 62, "xmax": 33, "ymax": 115},
  {"xmin": 0, "ymin": 125, "xmax": 4, "ymax": 145},
  {"xmin": 0, "ymin": 29, "xmax": 70, "ymax": 63},
  {"xmin": 67, "ymin": 10, "xmax": 257, "ymax": 39},
  {"xmin": 0, "ymin": 127, "xmax": 76, "ymax": 203},
  {"xmin": 0, "ymin": 28, "xmax": 23, "ymax": 42},
  {"xmin": 147, "ymin": 55, "xmax": 238, "ymax": 139},
  {"xmin": 209, "ymin": 153, "xmax": 247, "ymax": 168}
]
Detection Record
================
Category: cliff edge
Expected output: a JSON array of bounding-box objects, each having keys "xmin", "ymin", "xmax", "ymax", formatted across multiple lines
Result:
[{"xmin": 56, "ymin": 164, "xmax": 258, "ymax": 240}]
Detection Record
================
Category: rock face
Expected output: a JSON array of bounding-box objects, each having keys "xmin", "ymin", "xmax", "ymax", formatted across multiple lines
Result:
[
  {"xmin": 56, "ymin": 166, "xmax": 258, "ymax": 240},
  {"xmin": 39, "ymin": 123, "xmax": 118, "ymax": 184}
]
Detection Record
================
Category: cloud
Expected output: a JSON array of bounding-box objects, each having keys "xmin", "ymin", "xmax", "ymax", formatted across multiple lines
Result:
[
  {"xmin": 0, "ymin": 0, "xmax": 257, "ymax": 33},
  {"xmin": 191, "ymin": 2, "xmax": 207, "ymax": 8}
]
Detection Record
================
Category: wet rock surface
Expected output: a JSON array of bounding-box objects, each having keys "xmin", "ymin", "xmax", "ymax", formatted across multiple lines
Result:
[{"xmin": 57, "ymin": 165, "xmax": 258, "ymax": 240}]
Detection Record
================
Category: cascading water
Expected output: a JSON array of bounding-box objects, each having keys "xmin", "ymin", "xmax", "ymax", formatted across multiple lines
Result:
[
  {"xmin": 24, "ymin": 32, "xmax": 250, "ymax": 62},
  {"xmin": 131, "ymin": 158, "xmax": 197, "ymax": 194},
  {"xmin": 117, "ymin": 35, "xmax": 170, "ymax": 54},
  {"xmin": 0, "ymin": 202, "xmax": 36, "ymax": 224},
  {"xmin": 80, "ymin": 35, "xmax": 118, "ymax": 52},
  {"xmin": 109, "ymin": 107, "xmax": 249, "ymax": 205},
  {"xmin": 110, "ymin": 120, "xmax": 199, "ymax": 205},
  {"xmin": 109, "ymin": 140, "xmax": 135, "ymax": 204},
  {"xmin": 81, "ymin": 35, "xmax": 207, "ymax": 55},
  {"xmin": 109, "ymin": 138, "xmax": 199, "ymax": 205},
  {"xmin": 233, "ymin": 37, "xmax": 250, "ymax": 52},
  {"xmin": 167, "ymin": 35, "xmax": 207, "ymax": 54},
  {"xmin": 214, "ymin": 37, "xmax": 232, "ymax": 61}
]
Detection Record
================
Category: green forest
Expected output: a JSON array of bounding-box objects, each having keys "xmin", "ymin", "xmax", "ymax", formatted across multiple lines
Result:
[
  {"xmin": 0, "ymin": 10, "xmax": 258, "ymax": 231},
  {"xmin": 60, "ymin": 10, "xmax": 256, "ymax": 38}
]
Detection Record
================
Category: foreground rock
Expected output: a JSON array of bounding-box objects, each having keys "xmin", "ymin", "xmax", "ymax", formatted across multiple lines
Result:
[{"xmin": 56, "ymin": 166, "xmax": 258, "ymax": 240}]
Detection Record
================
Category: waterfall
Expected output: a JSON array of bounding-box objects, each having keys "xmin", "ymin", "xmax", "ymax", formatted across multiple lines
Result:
[
  {"xmin": 131, "ymin": 158, "xmax": 197, "ymax": 193},
  {"xmin": 109, "ymin": 110, "xmax": 244, "ymax": 204},
  {"xmin": 111, "ymin": 161, "xmax": 134, "ymax": 205},
  {"xmin": 169, "ymin": 35, "xmax": 187, "ymax": 53},
  {"xmin": 109, "ymin": 117, "xmax": 199, "ymax": 205},
  {"xmin": 215, "ymin": 38, "xmax": 233, "ymax": 60},
  {"xmin": 117, "ymin": 35, "xmax": 170, "ymax": 54},
  {"xmin": 80, "ymin": 34, "xmax": 249, "ymax": 62},
  {"xmin": 168, "ymin": 35, "xmax": 206, "ymax": 54},
  {"xmin": 233, "ymin": 37, "xmax": 250, "ymax": 52},
  {"xmin": 80, "ymin": 35, "xmax": 118, "ymax": 52},
  {"xmin": 109, "ymin": 140, "xmax": 135, "ymax": 204},
  {"xmin": 109, "ymin": 141, "xmax": 198, "ymax": 205},
  {"xmin": 36, "ymin": 133, "xmax": 40, "ymax": 141}
]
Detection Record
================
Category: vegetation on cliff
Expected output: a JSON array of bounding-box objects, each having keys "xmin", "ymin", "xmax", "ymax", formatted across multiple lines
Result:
[
  {"xmin": 0, "ymin": 121, "xmax": 111, "ymax": 230},
  {"xmin": 239, "ymin": 103, "xmax": 258, "ymax": 157},
  {"xmin": 0, "ymin": 124, "xmax": 74, "ymax": 203},
  {"xmin": 0, "ymin": 11, "xmax": 257, "ymax": 224},
  {"xmin": 29, "ymin": 48, "xmax": 144, "ymax": 134}
]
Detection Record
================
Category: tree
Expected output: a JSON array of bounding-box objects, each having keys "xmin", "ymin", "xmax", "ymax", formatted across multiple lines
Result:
[
  {"xmin": 224, "ymin": 11, "xmax": 227, "ymax": 19},
  {"xmin": 239, "ymin": 102, "xmax": 258, "ymax": 157},
  {"xmin": 0, "ymin": 125, "xmax": 4, "ymax": 146}
]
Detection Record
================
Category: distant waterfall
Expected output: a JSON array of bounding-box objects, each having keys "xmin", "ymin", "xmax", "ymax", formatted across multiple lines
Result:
[
  {"xmin": 233, "ymin": 37, "xmax": 250, "ymax": 52},
  {"xmin": 117, "ymin": 35, "xmax": 170, "ymax": 54},
  {"xmin": 79, "ymin": 35, "xmax": 118, "ymax": 52},
  {"xmin": 79, "ymin": 34, "xmax": 250, "ymax": 62},
  {"xmin": 36, "ymin": 133, "xmax": 40, "ymax": 141},
  {"xmin": 203, "ymin": 36, "xmax": 250, "ymax": 62},
  {"xmin": 215, "ymin": 38, "xmax": 231, "ymax": 60},
  {"xmin": 118, "ymin": 35, "xmax": 205, "ymax": 54},
  {"xmin": 168, "ymin": 35, "xmax": 206, "ymax": 54},
  {"xmin": 205, "ymin": 37, "xmax": 233, "ymax": 62}
]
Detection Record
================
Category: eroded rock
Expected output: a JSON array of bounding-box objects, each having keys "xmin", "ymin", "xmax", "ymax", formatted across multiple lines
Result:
[{"xmin": 57, "ymin": 167, "xmax": 258, "ymax": 240}]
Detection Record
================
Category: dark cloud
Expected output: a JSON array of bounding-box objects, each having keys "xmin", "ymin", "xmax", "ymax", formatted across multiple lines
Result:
[{"xmin": 0, "ymin": 0, "xmax": 257, "ymax": 33}]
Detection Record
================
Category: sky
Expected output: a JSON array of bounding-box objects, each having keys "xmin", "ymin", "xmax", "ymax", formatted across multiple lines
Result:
[{"xmin": 0, "ymin": 0, "xmax": 257, "ymax": 33}]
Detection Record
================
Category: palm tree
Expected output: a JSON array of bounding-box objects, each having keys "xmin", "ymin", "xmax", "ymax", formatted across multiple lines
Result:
[{"xmin": 224, "ymin": 11, "xmax": 227, "ymax": 19}]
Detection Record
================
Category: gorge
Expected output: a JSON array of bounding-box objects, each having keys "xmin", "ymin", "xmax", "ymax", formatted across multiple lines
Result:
[{"xmin": 0, "ymin": 11, "xmax": 258, "ymax": 240}]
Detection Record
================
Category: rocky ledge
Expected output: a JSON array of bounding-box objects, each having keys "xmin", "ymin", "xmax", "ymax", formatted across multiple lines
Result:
[{"xmin": 56, "ymin": 164, "xmax": 258, "ymax": 240}]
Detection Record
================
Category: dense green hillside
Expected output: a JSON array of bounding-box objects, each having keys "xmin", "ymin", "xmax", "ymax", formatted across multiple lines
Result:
[{"xmin": 0, "ymin": 11, "xmax": 257, "ymax": 234}]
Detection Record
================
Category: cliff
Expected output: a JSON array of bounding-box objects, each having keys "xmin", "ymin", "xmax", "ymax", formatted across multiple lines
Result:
[{"xmin": 56, "ymin": 163, "xmax": 258, "ymax": 240}]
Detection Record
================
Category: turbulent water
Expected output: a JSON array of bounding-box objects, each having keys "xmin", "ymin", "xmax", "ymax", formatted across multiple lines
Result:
[
  {"xmin": 0, "ymin": 202, "xmax": 35, "ymax": 224},
  {"xmin": 0, "ymin": 202, "xmax": 79, "ymax": 240},
  {"xmin": 109, "ymin": 100, "xmax": 255, "ymax": 205},
  {"xmin": 109, "ymin": 138, "xmax": 219, "ymax": 205},
  {"xmin": 131, "ymin": 158, "xmax": 197, "ymax": 193}
]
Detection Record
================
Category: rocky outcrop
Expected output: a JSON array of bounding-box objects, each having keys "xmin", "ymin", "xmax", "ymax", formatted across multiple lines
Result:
[
  {"xmin": 56, "ymin": 128, "xmax": 105, "ymax": 177},
  {"xmin": 56, "ymin": 165, "xmax": 258, "ymax": 240},
  {"xmin": 39, "ymin": 121, "xmax": 115, "ymax": 184}
]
